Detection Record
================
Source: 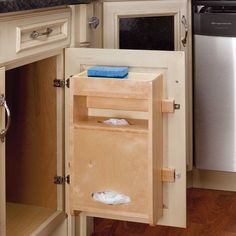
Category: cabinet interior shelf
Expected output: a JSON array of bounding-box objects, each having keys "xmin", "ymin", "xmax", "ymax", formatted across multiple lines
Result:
[{"xmin": 6, "ymin": 202, "xmax": 55, "ymax": 236}]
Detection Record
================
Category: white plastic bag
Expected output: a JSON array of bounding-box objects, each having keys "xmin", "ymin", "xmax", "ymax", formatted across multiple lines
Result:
[
  {"xmin": 103, "ymin": 118, "xmax": 129, "ymax": 126},
  {"xmin": 92, "ymin": 191, "xmax": 131, "ymax": 205}
]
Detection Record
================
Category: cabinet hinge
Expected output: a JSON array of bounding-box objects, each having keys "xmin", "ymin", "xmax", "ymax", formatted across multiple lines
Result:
[
  {"xmin": 54, "ymin": 175, "xmax": 70, "ymax": 185},
  {"xmin": 53, "ymin": 79, "xmax": 70, "ymax": 88}
]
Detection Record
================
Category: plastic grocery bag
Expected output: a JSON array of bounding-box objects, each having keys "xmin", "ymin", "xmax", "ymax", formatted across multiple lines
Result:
[
  {"xmin": 92, "ymin": 191, "xmax": 131, "ymax": 205},
  {"xmin": 103, "ymin": 118, "xmax": 129, "ymax": 126}
]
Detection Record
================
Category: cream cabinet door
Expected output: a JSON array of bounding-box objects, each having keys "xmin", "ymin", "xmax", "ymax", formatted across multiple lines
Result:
[
  {"xmin": 103, "ymin": 0, "xmax": 193, "ymax": 171},
  {"xmin": 103, "ymin": 0, "xmax": 188, "ymax": 50},
  {"xmin": 0, "ymin": 67, "xmax": 6, "ymax": 236},
  {"xmin": 65, "ymin": 48, "xmax": 186, "ymax": 228}
]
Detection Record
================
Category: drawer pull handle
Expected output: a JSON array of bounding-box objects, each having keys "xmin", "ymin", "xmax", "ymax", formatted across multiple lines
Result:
[
  {"xmin": 0, "ymin": 94, "xmax": 11, "ymax": 143},
  {"xmin": 30, "ymin": 28, "xmax": 53, "ymax": 39}
]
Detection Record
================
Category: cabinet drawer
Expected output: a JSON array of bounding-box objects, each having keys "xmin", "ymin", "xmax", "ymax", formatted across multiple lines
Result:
[{"xmin": 0, "ymin": 8, "xmax": 71, "ymax": 66}]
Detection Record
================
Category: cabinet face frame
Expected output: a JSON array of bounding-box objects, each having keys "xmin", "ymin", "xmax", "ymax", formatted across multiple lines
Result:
[
  {"xmin": 0, "ymin": 67, "xmax": 6, "ymax": 236},
  {"xmin": 65, "ymin": 48, "xmax": 186, "ymax": 228}
]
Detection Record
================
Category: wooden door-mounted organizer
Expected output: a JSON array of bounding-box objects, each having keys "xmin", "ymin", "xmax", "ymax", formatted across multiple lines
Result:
[{"xmin": 69, "ymin": 71, "xmax": 176, "ymax": 225}]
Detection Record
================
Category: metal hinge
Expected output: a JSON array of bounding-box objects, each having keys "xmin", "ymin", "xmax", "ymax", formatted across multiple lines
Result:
[
  {"xmin": 53, "ymin": 78, "xmax": 70, "ymax": 88},
  {"xmin": 54, "ymin": 175, "xmax": 70, "ymax": 185}
]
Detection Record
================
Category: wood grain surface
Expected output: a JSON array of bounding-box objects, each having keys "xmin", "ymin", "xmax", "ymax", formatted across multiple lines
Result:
[
  {"xmin": 93, "ymin": 188, "xmax": 236, "ymax": 236},
  {"xmin": 6, "ymin": 57, "xmax": 57, "ymax": 209}
]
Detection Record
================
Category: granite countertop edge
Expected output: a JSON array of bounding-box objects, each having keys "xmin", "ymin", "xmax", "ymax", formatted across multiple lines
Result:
[{"xmin": 0, "ymin": 0, "xmax": 92, "ymax": 13}]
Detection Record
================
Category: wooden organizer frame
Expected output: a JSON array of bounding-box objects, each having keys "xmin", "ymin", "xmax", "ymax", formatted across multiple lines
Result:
[{"xmin": 69, "ymin": 71, "xmax": 164, "ymax": 225}]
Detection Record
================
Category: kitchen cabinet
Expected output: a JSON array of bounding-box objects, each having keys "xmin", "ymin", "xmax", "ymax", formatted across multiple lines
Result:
[{"xmin": 0, "ymin": 4, "xmax": 187, "ymax": 236}]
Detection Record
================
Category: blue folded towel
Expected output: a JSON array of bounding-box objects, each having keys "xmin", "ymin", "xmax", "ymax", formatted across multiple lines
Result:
[{"xmin": 87, "ymin": 66, "xmax": 128, "ymax": 78}]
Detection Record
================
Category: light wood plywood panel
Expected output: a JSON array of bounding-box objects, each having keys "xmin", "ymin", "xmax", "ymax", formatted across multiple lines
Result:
[
  {"xmin": 6, "ymin": 57, "xmax": 57, "ymax": 209},
  {"xmin": 71, "ymin": 128, "xmax": 149, "ymax": 219}
]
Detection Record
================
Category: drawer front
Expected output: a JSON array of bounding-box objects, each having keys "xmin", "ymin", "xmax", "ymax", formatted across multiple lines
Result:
[
  {"xmin": 0, "ymin": 8, "xmax": 71, "ymax": 66},
  {"xmin": 16, "ymin": 18, "xmax": 69, "ymax": 53}
]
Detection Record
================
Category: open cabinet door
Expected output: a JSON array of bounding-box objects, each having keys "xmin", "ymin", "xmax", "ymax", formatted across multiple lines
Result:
[
  {"xmin": 0, "ymin": 67, "xmax": 6, "ymax": 236},
  {"xmin": 65, "ymin": 48, "xmax": 186, "ymax": 228}
]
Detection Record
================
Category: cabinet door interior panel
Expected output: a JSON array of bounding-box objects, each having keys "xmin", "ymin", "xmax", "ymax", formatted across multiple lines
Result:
[{"xmin": 6, "ymin": 57, "xmax": 57, "ymax": 209}]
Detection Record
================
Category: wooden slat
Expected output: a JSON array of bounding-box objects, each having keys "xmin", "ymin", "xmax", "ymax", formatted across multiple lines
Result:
[
  {"xmin": 148, "ymin": 74, "xmax": 163, "ymax": 225},
  {"xmin": 87, "ymin": 96, "xmax": 148, "ymax": 112},
  {"xmin": 72, "ymin": 72, "xmax": 161, "ymax": 99}
]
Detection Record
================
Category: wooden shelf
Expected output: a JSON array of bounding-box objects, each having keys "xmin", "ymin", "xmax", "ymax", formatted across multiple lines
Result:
[
  {"xmin": 6, "ymin": 202, "xmax": 55, "ymax": 236},
  {"xmin": 74, "ymin": 117, "xmax": 148, "ymax": 134}
]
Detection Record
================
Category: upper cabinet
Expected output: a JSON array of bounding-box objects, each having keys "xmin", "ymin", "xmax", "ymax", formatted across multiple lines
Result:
[
  {"xmin": 103, "ymin": 0, "xmax": 188, "ymax": 50},
  {"xmin": 102, "ymin": 0, "xmax": 192, "ymax": 171}
]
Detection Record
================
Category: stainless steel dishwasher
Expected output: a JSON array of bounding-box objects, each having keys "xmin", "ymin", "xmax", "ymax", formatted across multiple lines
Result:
[{"xmin": 193, "ymin": 1, "xmax": 236, "ymax": 172}]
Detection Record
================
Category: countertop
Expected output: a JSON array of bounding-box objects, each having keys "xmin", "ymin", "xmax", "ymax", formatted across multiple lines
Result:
[{"xmin": 0, "ymin": 0, "xmax": 92, "ymax": 13}]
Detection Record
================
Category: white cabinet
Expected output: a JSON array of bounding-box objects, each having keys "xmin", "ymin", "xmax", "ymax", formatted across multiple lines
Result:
[
  {"xmin": 103, "ymin": 0, "xmax": 188, "ymax": 50},
  {"xmin": 0, "ymin": 6, "xmax": 187, "ymax": 236}
]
